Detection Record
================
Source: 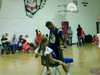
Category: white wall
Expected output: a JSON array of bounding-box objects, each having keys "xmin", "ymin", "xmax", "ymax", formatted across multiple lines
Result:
[
  {"xmin": 0, "ymin": 0, "xmax": 60, "ymax": 43},
  {"xmin": 0, "ymin": 0, "xmax": 100, "ymax": 44},
  {"xmin": 65, "ymin": 0, "xmax": 100, "ymax": 43}
]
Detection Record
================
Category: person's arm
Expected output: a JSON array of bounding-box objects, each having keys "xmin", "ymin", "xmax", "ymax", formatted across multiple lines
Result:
[
  {"xmin": 1, "ymin": 39, "xmax": 7, "ymax": 43},
  {"xmin": 35, "ymin": 54, "xmax": 39, "ymax": 58},
  {"xmin": 47, "ymin": 54, "xmax": 64, "ymax": 65},
  {"xmin": 58, "ymin": 30, "xmax": 67, "ymax": 47},
  {"xmin": 35, "ymin": 47, "xmax": 39, "ymax": 58},
  {"xmin": 1, "ymin": 40, "xmax": 7, "ymax": 43},
  {"xmin": 1, "ymin": 40, "xmax": 6, "ymax": 43}
]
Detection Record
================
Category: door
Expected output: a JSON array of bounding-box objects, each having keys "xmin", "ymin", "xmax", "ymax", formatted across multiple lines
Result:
[
  {"xmin": 96, "ymin": 22, "xmax": 100, "ymax": 33},
  {"xmin": 62, "ymin": 21, "xmax": 69, "ymax": 34}
]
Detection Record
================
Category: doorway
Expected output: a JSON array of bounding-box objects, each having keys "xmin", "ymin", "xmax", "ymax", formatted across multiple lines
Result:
[
  {"xmin": 96, "ymin": 22, "xmax": 100, "ymax": 33},
  {"xmin": 62, "ymin": 21, "xmax": 69, "ymax": 34}
]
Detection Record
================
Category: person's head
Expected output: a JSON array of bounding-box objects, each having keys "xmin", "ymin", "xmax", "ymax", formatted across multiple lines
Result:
[
  {"xmin": 35, "ymin": 29, "xmax": 40, "ymax": 34},
  {"xmin": 19, "ymin": 35, "xmax": 23, "ymax": 39},
  {"xmin": 69, "ymin": 26, "xmax": 71, "ymax": 30},
  {"xmin": 25, "ymin": 35, "xmax": 29, "ymax": 38},
  {"xmin": 38, "ymin": 37, "xmax": 48, "ymax": 53},
  {"xmin": 2, "ymin": 34, "xmax": 6, "ymax": 38},
  {"xmin": 13, "ymin": 34, "xmax": 16, "ymax": 37},
  {"xmin": 35, "ymin": 29, "xmax": 38, "ymax": 32},
  {"xmin": 5, "ymin": 33, "xmax": 8, "ymax": 37},
  {"xmin": 78, "ymin": 24, "xmax": 81, "ymax": 28},
  {"xmin": 46, "ymin": 34, "xmax": 48, "ymax": 37},
  {"xmin": 42, "ymin": 34, "xmax": 45, "ymax": 37},
  {"xmin": 45, "ymin": 21, "xmax": 55, "ymax": 30}
]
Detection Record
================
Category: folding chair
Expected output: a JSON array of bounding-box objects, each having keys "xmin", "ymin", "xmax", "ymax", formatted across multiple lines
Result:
[{"xmin": 40, "ymin": 55, "xmax": 61, "ymax": 75}]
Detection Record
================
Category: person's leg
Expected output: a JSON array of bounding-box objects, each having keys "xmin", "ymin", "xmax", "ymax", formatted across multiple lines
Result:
[
  {"xmin": 80, "ymin": 38, "xmax": 83, "ymax": 46},
  {"xmin": 78, "ymin": 36, "xmax": 82, "ymax": 46},
  {"xmin": 68, "ymin": 37, "xmax": 71, "ymax": 46},
  {"xmin": 70, "ymin": 37, "xmax": 72, "ymax": 46},
  {"xmin": 4, "ymin": 44, "xmax": 7, "ymax": 53},
  {"xmin": 9, "ymin": 44, "xmax": 15, "ymax": 53},
  {"xmin": 14, "ymin": 44, "xmax": 16, "ymax": 51},
  {"xmin": 82, "ymin": 38, "xmax": 84, "ymax": 45},
  {"xmin": 27, "ymin": 48, "xmax": 31, "ymax": 53},
  {"xmin": 53, "ymin": 48, "xmax": 71, "ymax": 75},
  {"xmin": 15, "ymin": 44, "xmax": 19, "ymax": 52},
  {"xmin": 54, "ymin": 48, "xmax": 64, "ymax": 62}
]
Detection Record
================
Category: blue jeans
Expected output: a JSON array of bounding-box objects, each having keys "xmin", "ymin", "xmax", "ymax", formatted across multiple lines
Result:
[
  {"xmin": 78, "ymin": 36, "xmax": 82, "ymax": 46},
  {"xmin": 4, "ymin": 44, "xmax": 15, "ymax": 53},
  {"xmin": 68, "ymin": 37, "xmax": 72, "ymax": 46},
  {"xmin": 14, "ymin": 44, "xmax": 18, "ymax": 50}
]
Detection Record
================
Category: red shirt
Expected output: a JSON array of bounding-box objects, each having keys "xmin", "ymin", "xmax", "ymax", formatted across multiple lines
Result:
[{"xmin": 35, "ymin": 31, "xmax": 42, "ymax": 45}]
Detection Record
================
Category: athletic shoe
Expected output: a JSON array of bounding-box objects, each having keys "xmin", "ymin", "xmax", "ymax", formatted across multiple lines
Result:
[
  {"xmin": 66, "ymin": 72, "xmax": 71, "ymax": 75},
  {"xmin": 45, "ymin": 70, "xmax": 51, "ymax": 75},
  {"xmin": 28, "ymin": 49, "xmax": 31, "ymax": 53}
]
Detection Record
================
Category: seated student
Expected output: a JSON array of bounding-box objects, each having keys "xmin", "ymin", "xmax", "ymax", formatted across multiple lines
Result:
[
  {"xmin": 25, "ymin": 35, "xmax": 31, "ymax": 44},
  {"xmin": 93, "ymin": 35, "xmax": 99, "ymax": 45},
  {"xmin": 19, "ymin": 35, "xmax": 31, "ymax": 53},
  {"xmin": 35, "ymin": 37, "xmax": 71, "ymax": 75},
  {"xmin": 97, "ymin": 33, "xmax": 100, "ymax": 47},
  {"xmin": 12, "ymin": 34, "xmax": 19, "ymax": 52},
  {"xmin": 1, "ymin": 34, "xmax": 15, "ymax": 54},
  {"xmin": 18, "ymin": 35, "xmax": 24, "ymax": 51}
]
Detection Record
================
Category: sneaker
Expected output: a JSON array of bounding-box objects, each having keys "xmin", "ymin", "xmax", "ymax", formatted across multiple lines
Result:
[
  {"xmin": 66, "ymin": 72, "xmax": 71, "ymax": 75},
  {"xmin": 28, "ymin": 49, "xmax": 31, "ymax": 53},
  {"xmin": 22, "ymin": 49, "xmax": 24, "ymax": 53},
  {"xmin": 45, "ymin": 70, "xmax": 51, "ymax": 75},
  {"xmin": 16, "ymin": 50, "xmax": 18, "ymax": 52},
  {"xmin": 67, "ymin": 63, "xmax": 73, "ymax": 71},
  {"xmin": 54, "ymin": 68, "xmax": 59, "ymax": 75}
]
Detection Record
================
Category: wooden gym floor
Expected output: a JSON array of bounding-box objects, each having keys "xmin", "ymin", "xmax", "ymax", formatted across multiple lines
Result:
[{"xmin": 0, "ymin": 43, "xmax": 100, "ymax": 75}]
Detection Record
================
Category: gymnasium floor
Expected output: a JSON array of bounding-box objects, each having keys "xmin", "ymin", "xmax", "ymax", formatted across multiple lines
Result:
[{"xmin": 0, "ymin": 43, "xmax": 100, "ymax": 75}]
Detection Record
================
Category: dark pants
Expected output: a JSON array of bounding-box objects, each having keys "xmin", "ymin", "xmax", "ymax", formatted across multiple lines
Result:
[
  {"xmin": 81, "ymin": 38, "xmax": 84, "ymax": 45},
  {"xmin": 14, "ymin": 44, "xmax": 18, "ymax": 51},
  {"xmin": 4, "ymin": 44, "xmax": 15, "ymax": 53},
  {"xmin": 68, "ymin": 37, "xmax": 72, "ymax": 46},
  {"xmin": 52, "ymin": 47, "xmax": 64, "ymax": 62},
  {"xmin": 78, "ymin": 36, "xmax": 82, "ymax": 46}
]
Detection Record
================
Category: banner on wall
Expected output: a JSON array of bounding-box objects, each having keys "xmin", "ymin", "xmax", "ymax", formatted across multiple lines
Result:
[{"xmin": 23, "ymin": 0, "xmax": 47, "ymax": 18}]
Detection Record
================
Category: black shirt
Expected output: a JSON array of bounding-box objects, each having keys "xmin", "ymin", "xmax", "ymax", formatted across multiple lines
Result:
[
  {"xmin": 77, "ymin": 27, "xmax": 82, "ymax": 36},
  {"xmin": 1, "ymin": 38, "xmax": 9, "ymax": 47}
]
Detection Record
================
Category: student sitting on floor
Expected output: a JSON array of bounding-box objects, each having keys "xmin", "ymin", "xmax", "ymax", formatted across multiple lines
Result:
[
  {"xmin": 93, "ymin": 35, "xmax": 99, "ymax": 45},
  {"xmin": 1, "ymin": 34, "xmax": 15, "ymax": 54},
  {"xmin": 12, "ymin": 34, "xmax": 19, "ymax": 52},
  {"xmin": 35, "ymin": 37, "xmax": 72, "ymax": 75}
]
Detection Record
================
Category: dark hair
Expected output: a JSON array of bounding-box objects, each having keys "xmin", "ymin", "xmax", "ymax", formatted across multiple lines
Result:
[
  {"xmin": 45, "ymin": 21, "xmax": 52, "ymax": 27},
  {"xmin": 78, "ymin": 24, "xmax": 80, "ymax": 27},
  {"xmin": 35, "ymin": 29, "xmax": 38, "ymax": 32},
  {"xmin": 38, "ymin": 37, "xmax": 48, "ymax": 54},
  {"xmin": 46, "ymin": 34, "xmax": 48, "ymax": 37},
  {"xmin": 5, "ymin": 33, "xmax": 8, "ymax": 36}
]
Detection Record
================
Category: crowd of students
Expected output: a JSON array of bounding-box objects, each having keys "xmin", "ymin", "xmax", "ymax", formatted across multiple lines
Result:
[{"xmin": 1, "ymin": 33, "xmax": 34, "ymax": 54}]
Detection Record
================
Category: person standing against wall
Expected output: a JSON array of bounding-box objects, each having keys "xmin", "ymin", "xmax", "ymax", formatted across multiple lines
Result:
[
  {"xmin": 76, "ymin": 24, "xmax": 82, "ymax": 46},
  {"xmin": 97, "ymin": 32, "xmax": 100, "ymax": 48},
  {"xmin": 35, "ymin": 29, "xmax": 42, "ymax": 46},
  {"xmin": 81, "ymin": 28, "xmax": 85, "ymax": 45},
  {"xmin": 67, "ymin": 26, "xmax": 73, "ymax": 46}
]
